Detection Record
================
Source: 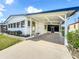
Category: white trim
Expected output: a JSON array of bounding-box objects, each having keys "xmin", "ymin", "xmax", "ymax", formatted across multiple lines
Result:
[
  {"xmin": 30, "ymin": 18, "xmax": 32, "ymax": 36},
  {"xmin": 57, "ymin": 15, "xmax": 68, "ymax": 46},
  {"xmin": 64, "ymin": 15, "xmax": 68, "ymax": 46},
  {"xmin": 58, "ymin": 16, "xmax": 65, "ymax": 21}
]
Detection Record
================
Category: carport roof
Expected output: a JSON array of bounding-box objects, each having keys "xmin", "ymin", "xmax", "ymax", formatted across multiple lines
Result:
[{"xmin": 4, "ymin": 6, "xmax": 79, "ymax": 24}]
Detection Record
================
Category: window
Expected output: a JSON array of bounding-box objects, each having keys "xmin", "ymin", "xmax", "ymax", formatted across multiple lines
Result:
[
  {"xmin": 21, "ymin": 20, "xmax": 25, "ymax": 28},
  {"xmin": 17, "ymin": 22, "xmax": 20, "ymax": 28},
  {"xmin": 8, "ymin": 24, "xmax": 10, "ymax": 28},
  {"xmin": 13, "ymin": 23, "xmax": 16, "ymax": 28},
  {"xmin": 8, "ymin": 23, "xmax": 17, "ymax": 28},
  {"xmin": 28, "ymin": 20, "xmax": 30, "ymax": 26},
  {"xmin": 11, "ymin": 24, "xmax": 13, "ymax": 28}
]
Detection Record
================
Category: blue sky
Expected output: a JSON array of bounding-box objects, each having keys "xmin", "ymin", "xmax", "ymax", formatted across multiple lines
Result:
[{"xmin": 0, "ymin": 0, "xmax": 79, "ymax": 23}]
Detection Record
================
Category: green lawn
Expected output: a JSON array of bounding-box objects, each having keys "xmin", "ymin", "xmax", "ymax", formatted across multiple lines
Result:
[{"xmin": 0, "ymin": 34, "xmax": 22, "ymax": 50}]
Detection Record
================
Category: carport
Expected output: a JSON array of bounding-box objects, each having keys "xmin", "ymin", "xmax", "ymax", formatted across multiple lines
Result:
[{"xmin": 26, "ymin": 8, "xmax": 77, "ymax": 45}]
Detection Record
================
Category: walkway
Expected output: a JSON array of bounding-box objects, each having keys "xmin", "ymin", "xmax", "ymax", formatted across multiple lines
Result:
[{"xmin": 0, "ymin": 33, "xmax": 73, "ymax": 59}]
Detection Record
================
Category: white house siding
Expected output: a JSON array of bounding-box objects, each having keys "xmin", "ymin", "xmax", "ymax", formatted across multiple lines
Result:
[
  {"xmin": 6, "ymin": 16, "xmax": 29, "ymax": 35},
  {"xmin": 6, "ymin": 16, "xmax": 47, "ymax": 36},
  {"xmin": 6, "ymin": 15, "xmax": 62, "ymax": 36},
  {"xmin": 35, "ymin": 22, "xmax": 47, "ymax": 34}
]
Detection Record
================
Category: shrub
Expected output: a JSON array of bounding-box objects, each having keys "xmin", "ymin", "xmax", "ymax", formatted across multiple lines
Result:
[
  {"xmin": 6, "ymin": 30, "xmax": 22, "ymax": 36},
  {"xmin": 21, "ymin": 34, "xmax": 30, "ymax": 37},
  {"xmin": 67, "ymin": 30, "xmax": 79, "ymax": 49},
  {"xmin": 16, "ymin": 31, "xmax": 22, "ymax": 36}
]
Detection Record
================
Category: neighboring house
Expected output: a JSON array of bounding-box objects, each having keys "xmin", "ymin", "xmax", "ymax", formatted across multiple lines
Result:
[
  {"xmin": 68, "ymin": 21, "xmax": 79, "ymax": 32},
  {"xmin": 0, "ymin": 23, "xmax": 7, "ymax": 33},
  {"xmin": 0, "ymin": 23, "xmax": 3, "ymax": 33}
]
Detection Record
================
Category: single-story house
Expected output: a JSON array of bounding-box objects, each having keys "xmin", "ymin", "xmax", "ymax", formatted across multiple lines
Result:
[
  {"xmin": 4, "ymin": 6, "xmax": 79, "ymax": 39},
  {"xmin": 4, "ymin": 12, "xmax": 72, "ymax": 36},
  {"xmin": 0, "ymin": 23, "xmax": 7, "ymax": 33},
  {"xmin": 3, "ymin": 6, "xmax": 79, "ymax": 45},
  {"xmin": 68, "ymin": 21, "xmax": 79, "ymax": 32}
]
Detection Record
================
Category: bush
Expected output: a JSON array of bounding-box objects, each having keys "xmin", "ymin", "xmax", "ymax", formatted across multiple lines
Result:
[
  {"xmin": 16, "ymin": 31, "xmax": 22, "ymax": 36},
  {"xmin": 21, "ymin": 34, "xmax": 30, "ymax": 37},
  {"xmin": 6, "ymin": 30, "xmax": 22, "ymax": 36},
  {"xmin": 67, "ymin": 30, "xmax": 79, "ymax": 49}
]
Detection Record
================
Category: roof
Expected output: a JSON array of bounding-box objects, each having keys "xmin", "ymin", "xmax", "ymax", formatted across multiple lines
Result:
[
  {"xmin": 4, "ymin": 6, "xmax": 79, "ymax": 24},
  {"xmin": 0, "ymin": 23, "xmax": 6, "ymax": 25},
  {"xmin": 69, "ymin": 21, "xmax": 79, "ymax": 26}
]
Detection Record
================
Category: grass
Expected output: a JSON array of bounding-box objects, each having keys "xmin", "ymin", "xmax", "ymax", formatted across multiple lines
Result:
[{"xmin": 0, "ymin": 34, "xmax": 22, "ymax": 50}]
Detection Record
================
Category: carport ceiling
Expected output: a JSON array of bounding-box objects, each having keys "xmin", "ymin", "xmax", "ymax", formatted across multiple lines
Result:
[{"xmin": 27, "ymin": 10, "xmax": 75, "ymax": 25}]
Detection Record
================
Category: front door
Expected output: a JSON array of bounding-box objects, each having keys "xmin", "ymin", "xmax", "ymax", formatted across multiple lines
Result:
[
  {"xmin": 32, "ymin": 21, "xmax": 36, "ymax": 35},
  {"xmin": 51, "ymin": 27, "xmax": 54, "ymax": 33}
]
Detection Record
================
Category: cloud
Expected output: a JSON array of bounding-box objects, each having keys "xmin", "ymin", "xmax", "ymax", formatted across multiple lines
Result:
[
  {"xmin": 5, "ymin": 0, "xmax": 14, "ymax": 5},
  {"xmin": 0, "ymin": 4, "xmax": 5, "ymax": 11},
  {"xmin": 0, "ymin": 12, "xmax": 3, "ymax": 17},
  {"xmin": 0, "ymin": 18, "xmax": 6, "ymax": 23},
  {"xmin": 25, "ymin": 6, "xmax": 42, "ymax": 13},
  {"xmin": 0, "ymin": 4, "xmax": 5, "ymax": 17}
]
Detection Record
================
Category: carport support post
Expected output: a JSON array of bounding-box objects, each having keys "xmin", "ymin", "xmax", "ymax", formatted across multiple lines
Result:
[
  {"xmin": 64, "ymin": 15, "xmax": 68, "ymax": 46},
  {"xmin": 58, "ymin": 15, "xmax": 68, "ymax": 46},
  {"xmin": 30, "ymin": 18, "xmax": 32, "ymax": 36},
  {"xmin": 59, "ymin": 22, "xmax": 62, "ymax": 35}
]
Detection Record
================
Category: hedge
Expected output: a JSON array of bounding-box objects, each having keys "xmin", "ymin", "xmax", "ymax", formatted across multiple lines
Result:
[{"xmin": 67, "ymin": 30, "xmax": 79, "ymax": 49}]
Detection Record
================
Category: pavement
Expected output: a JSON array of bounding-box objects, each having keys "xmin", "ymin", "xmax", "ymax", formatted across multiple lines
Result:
[
  {"xmin": 0, "ymin": 33, "xmax": 73, "ymax": 59},
  {"xmin": 29, "ymin": 33, "xmax": 64, "ymax": 45}
]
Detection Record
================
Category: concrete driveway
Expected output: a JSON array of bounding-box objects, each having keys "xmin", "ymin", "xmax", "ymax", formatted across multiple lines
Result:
[
  {"xmin": 0, "ymin": 41, "xmax": 73, "ymax": 59},
  {"xmin": 0, "ymin": 33, "xmax": 73, "ymax": 59}
]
